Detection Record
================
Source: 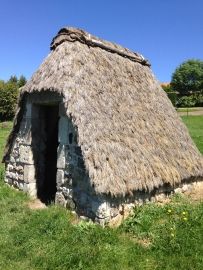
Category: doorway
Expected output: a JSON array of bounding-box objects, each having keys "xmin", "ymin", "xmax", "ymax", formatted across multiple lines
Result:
[{"xmin": 32, "ymin": 104, "xmax": 59, "ymax": 204}]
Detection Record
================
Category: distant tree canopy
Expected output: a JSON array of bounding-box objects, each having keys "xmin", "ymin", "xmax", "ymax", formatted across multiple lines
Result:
[
  {"xmin": 171, "ymin": 59, "xmax": 203, "ymax": 95},
  {"xmin": 18, "ymin": 75, "xmax": 27, "ymax": 88},
  {"xmin": 0, "ymin": 75, "xmax": 27, "ymax": 121}
]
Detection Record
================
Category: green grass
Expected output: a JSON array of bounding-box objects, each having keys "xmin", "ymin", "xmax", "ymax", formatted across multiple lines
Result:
[
  {"xmin": 0, "ymin": 118, "xmax": 203, "ymax": 270},
  {"xmin": 182, "ymin": 116, "xmax": 203, "ymax": 154},
  {"xmin": 0, "ymin": 122, "xmax": 13, "ymax": 170}
]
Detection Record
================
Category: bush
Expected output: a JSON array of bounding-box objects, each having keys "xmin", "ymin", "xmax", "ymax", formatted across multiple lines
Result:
[
  {"xmin": 194, "ymin": 91, "xmax": 203, "ymax": 106},
  {"xmin": 0, "ymin": 82, "xmax": 19, "ymax": 121},
  {"xmin": 176, "ymin": 95, "xmax": 196, "ymax": 108}
]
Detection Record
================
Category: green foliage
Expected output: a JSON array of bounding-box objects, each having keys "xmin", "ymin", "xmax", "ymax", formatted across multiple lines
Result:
[
  {"xmin": 121, "ymin": 198, "xmax": 203, "ymax": 257},
  {"xmin": 0, "ymin": 81, "xmax": 19, "ymax": 121},
  {"xmin": 176, "ymin": 92, "xmax": 203, "ymax": 108},
  {"xmin": 0, "ymin": 122, "xmax": 13, "ymax": 170},
  {"xmin": 8, "ymin": 75, "xmax": 18, "ymax": 84},
  {"xmin": 18, "ymin": 75, "xmax": 27, "ymax": 88},
  {"xmin": 177, "ymin": 95, "xmax": 196, "ymax": 107},
  {"xmin": 182, "ymin": 116, "xmax": 203, "ymax": 154},
  {"xmin": 171, "ymin": 59, "xmax": 203, "ymax": 95},
  {"xmin": 0, "ymin": 75, "xmax": 27, "ymax": 121},
  {"xmin": 195, "ymin": 91, "xmax": 203, "ymax": 106}
]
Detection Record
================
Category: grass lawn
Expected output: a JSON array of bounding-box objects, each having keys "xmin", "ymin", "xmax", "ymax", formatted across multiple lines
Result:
[
  {"xmin": 0, "ymin": 118, "xmax": 202, "ymax": 270},
  {"xmin": 0, "ymin": 122, "xmax": 13, "ymax": 170},
  {"xmin": 182, "ymin": 116, "xmax": 203, "ymax": 154}
]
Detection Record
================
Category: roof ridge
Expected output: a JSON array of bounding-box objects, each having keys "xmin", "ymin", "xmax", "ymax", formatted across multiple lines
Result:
[{"xmin": 50, "ymin": 27, "xmax": 151, "ymax": 67}]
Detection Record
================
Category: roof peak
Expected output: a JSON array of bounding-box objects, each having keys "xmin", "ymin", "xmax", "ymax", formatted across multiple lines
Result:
[{"xmin": 50, "ymin": 27, "xmax": 150, "ymax": 67}]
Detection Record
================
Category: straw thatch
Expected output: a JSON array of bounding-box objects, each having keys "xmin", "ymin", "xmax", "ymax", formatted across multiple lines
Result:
[{"xmin": 4, "ymin": 27, "xmax": 203, "ymax": 197}]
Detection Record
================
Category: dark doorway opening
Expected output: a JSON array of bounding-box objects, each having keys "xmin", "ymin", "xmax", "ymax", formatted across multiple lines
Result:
[{"xmin": 32, "ymin": 104, "xmax": 59, "ymax": 204}]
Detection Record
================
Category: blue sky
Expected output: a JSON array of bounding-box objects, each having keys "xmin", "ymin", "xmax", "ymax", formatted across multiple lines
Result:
[{"xmin": 0, "ymin": 0, "xmax": 202, "ymax": 82}]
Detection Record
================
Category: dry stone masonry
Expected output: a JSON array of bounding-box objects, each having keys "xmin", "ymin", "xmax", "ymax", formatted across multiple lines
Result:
[{"xmin": 5, "ymin": 102, "xmax": 37, "ymax": 197}]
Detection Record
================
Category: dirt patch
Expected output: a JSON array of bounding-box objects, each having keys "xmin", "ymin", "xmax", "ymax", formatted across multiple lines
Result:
[
  {"xmin": 135, "ymin": 237, "xmax": 152, "ymax": 248},
  {"xmin": 178, "ymin": 107, "xmax": 203, "ymax": 116},
  {"xmin": 185, "ymin": 183, "xmax": 203, "ymax": 202},
  {"xmin": 27, "ymin": 199, "xmax": 47, "ymax": 210}
]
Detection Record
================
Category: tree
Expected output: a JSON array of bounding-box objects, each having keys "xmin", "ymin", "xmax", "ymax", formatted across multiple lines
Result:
[
  {"xmin": 18, "ymin": 75, "xmax": 27, "ymax": 88},
  {"xmin": 171, "ymin": 59, "xmax": 203, "ymax": 95},
  {"xmin": 0, "ymin": 81, "xmax": 19, "ymax": 121},
  {"xmin": 8, "ymin": 75, "xmax": 18, "ymax": 84}
]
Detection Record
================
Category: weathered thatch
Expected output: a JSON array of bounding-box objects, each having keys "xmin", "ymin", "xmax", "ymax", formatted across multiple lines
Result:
[{"xmin": 4, "ymin": 27, "xmax": 203, "ymax": 197}]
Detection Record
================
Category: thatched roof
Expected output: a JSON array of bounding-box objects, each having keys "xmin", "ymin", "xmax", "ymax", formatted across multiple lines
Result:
[{"xmin": 4, "ymin": 27, "xmax": 203, "ymax": 197}]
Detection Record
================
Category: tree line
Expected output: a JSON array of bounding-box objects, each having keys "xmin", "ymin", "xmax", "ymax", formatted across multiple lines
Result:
[
  {"xmin": 162, "ymin": 59, "xmax": 203, "ymax": 107},
  {"xmin": 0, "ymin": 75, "xmax": 27, "ymax": 121}
]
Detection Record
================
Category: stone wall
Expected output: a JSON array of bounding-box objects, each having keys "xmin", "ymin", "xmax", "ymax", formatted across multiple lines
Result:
[
  {"xmin": 5, "ymin": 92, "xmax": 62, "ymax": 198},
  {"xmin": 5, "ymin": 101, "xmax": 37, "ymax": 197}
]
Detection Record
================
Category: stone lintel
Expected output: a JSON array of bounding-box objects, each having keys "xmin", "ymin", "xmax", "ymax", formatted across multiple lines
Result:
[{"xmin": 57, "ymin": 169, "xmax": 65, "ymax": 187}]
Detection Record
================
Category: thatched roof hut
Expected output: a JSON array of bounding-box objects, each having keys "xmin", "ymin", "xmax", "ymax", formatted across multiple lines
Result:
[{"xmin": 3, "ymin": 27, "xmax": 203, "ymax": 223}]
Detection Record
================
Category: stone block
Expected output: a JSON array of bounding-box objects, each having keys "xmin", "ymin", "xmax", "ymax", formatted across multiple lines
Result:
[
  {"xmin": 182, "ymin": 184, "xmax": 188, "ymax": 193},
  {"xmin": 13, "ymin": 181, "xmax": 19, "ymax": 188},
  {"xmin": 66, "ymin": 198, "xmax": 76, "ymax": 210},
  {"xmin": 57, "ymin": 144, "xmax": 66, "ymax": 169},
  {"xmin": 64, "ymin": 177, "xmax": 72, "ymax": 187},
  {"xmin": 110, "ymin": 207, "xmax": 119, "ymax": 218},
  {"xmin": 16, "ymin": 165, "xmax": 24, "ymax": 173},
  {"xmin": 5, "ymin": 177, "xmax": 13, "ymax": 185},
  {"xmin": 19, "ymin": 145, "xmax": 34, "ymax": 164},
  {"xmin": 7, "ymin": 164, "xmax": 14, "ymax": 171},
  {"xmin": 55, "ymin": 192, "xmax": 66, "ymax": 207},
  {"xmin": 24, "ymin": 164, "xmax": 36, "ymax": 183},
  {"xmin": 23, "ymin": 183, "xmax": 37, "ymax": 198},
  {"xmin": 18, "ymin": 174, "xmax": 24, "ymax": 181},
  {"xmin": 57, "ymin": 169, "xmax": 65, "ymax": 187},
  {"xmin": 10, "ymin": 156, "xmax": 15, "ymax": 163},
  {"xmin": 58, "ymin": 117, "xmax": 69, "ymax": 145},
  {"xmin": 18, "ymin": 182, "xmax": 24, "ymax": 191},
  {"xmin": 62, "ymin": 187, "xmax": 73, "ymax": 198},
  {"xmin": 91, "ymin": 200, "xmax": 110, "ymax": 219},
  {"xmin": 5, "ymin": 171, "xmax": 15, "ymax": 179}
]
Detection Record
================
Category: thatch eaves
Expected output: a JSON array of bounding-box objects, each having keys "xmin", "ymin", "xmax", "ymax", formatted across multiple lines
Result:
[{"xmin": 4, "ymin": 27, "xmax": 203, "ymax": 197}]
